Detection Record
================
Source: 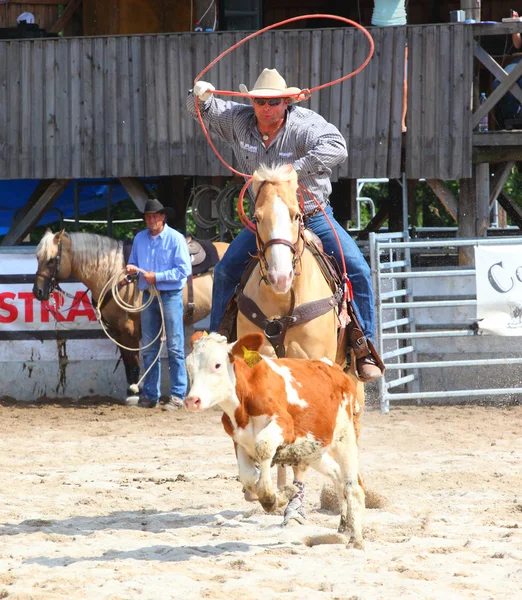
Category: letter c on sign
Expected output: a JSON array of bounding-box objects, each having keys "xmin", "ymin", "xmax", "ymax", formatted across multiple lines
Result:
[{"xmin": 488, "ymin": 261, "xmax": 513, "ymax": 293}]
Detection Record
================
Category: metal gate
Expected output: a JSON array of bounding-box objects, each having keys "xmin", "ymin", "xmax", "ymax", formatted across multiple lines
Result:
[{"xmin": 368, "ymin": 232, "xmax": 522, "ymax": 412}]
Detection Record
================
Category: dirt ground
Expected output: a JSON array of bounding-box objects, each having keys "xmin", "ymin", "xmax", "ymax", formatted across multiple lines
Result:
[{"xmin": 0, "ymin": 400, "xmax": 520, "ymax": 600}]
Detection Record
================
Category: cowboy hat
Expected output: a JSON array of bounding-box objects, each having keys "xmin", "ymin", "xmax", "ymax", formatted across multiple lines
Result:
[
  {"xmin": 142, "ymin": 199, "xmax": 175, "ymax": 218},
  {"xmin": 239, "ymin": 68, "xmax": 302, "ymax": 104}
]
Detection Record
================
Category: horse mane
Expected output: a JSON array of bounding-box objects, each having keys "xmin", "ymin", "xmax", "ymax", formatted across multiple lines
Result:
[
  {"xmin": 36, "ymin": 230, "xmax": 125, "ymax": 280},
  {"xmin": 255, "ymin": 164, "xmax": 295, "ymax": 184}
]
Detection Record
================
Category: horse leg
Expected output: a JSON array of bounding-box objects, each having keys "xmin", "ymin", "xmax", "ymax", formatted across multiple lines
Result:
[{"xmin": 120, "ymin": 347, "xmax": 140, "ymax": 405}]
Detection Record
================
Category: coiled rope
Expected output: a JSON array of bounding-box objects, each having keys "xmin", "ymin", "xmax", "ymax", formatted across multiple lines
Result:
[{"xmin": 96, "ymin": 269, "xmax": 166, "ymax": 396}]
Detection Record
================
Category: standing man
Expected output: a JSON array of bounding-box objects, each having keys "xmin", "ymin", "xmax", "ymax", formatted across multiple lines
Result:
[
  {"xmin": 187, "ymin": 68, "xmax": 383, "ymax": 381},
  {"xmin": 126, "ymin": 199, "xmax": 192, "ymax": 409}
]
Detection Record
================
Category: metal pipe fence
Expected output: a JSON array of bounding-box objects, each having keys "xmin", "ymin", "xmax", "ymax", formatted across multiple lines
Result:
[{"xmin": 368, "ymin": 232, "xmax": 522, "ymax": 412}]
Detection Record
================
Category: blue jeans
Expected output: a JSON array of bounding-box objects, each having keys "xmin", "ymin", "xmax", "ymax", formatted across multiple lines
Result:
[
  {"xmin": 141, "ymin": 289, "xmax": 187, "ymax": 402},
  {"xmin": 210, "ymin": 205, "xmax": 375, "ymax": 340}
]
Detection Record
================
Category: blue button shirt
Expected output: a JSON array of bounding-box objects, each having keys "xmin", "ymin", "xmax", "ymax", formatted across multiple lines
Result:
[{"xmin": 128, "ymin": 224, "xmax": 192, "ymax": 291}]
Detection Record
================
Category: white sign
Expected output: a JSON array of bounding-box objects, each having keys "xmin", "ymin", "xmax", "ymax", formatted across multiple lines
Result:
[
  {"xmin": 0, "ymin": 254, "xmax": 99, "ymax": 331},
  {"xmin": 475, "ymin": 245, "xmax": 522, "ymax": 335}
]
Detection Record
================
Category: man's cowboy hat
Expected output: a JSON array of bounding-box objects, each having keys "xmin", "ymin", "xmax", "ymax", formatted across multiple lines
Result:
[
  {"xmin": 239, "ymin": 68, "xmax": 302, "ymax": 103},
  {"xmin": 142, "ymin": 199, "xmax": 175, "ymax": 218}
]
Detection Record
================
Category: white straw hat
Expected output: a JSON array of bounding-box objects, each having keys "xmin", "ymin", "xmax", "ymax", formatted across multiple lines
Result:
[{"xmin": 239, "ymin": 68, "xmax": 302, "ymax": 103}]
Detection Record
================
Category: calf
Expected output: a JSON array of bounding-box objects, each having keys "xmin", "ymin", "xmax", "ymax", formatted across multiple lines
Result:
[{"xmin": 185, "ymin": 331, "xmax": 365, "ymax": 548}]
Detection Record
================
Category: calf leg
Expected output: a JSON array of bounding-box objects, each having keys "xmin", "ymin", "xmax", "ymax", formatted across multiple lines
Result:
[
  {"xmin": 332, "ymin": 425, "xmax": 365, "ymax": 549},
  {"xmin": 255, "ymin": 422, "xmax": 293, "ymax": 513},
  {"xmin": 282, "ymin": 465, "xmax": 308, "ymax": 526},
  {"xmin": 237, "ymin": 445, "xmax": 259, "ymax": 502}
]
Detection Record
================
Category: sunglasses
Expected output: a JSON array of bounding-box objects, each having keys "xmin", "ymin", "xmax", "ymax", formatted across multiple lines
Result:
[{"xmin": 253, "ymin": 98, "xmax": 283, "ymax": 107}]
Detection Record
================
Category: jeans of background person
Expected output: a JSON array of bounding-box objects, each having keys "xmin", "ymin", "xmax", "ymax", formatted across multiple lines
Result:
[
  {"xmin": 141, "ymin": 289, "xmax": 187, "ymax": 402},
  {"xmin": 493, "ymin": 58, "xmax": 522, "ymax": 125},
  {"xmin": 209, "ymin": 205, "xmax": 375, "ymax": 340}
]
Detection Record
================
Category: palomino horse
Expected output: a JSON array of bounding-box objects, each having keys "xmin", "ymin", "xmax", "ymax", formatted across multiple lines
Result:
[
  {"xmin": 33, "ymin": 230, "xmax": 228, "ymax": 402},
  {"xmin": 236, "ymin": 164, "xmax": 364, "ymax": 521}
]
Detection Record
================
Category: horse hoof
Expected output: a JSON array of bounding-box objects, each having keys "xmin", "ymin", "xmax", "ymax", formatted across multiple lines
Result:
[{"xmin": 124, "ymin": 395, "xmax": 140, "ymax": 406}]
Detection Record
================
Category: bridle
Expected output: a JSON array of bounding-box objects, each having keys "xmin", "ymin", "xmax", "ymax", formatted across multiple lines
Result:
[
  {"xmin": 36, "ymin": 238, "xmax": 63, "ymax": 295},
  {"xmin": 254, "ymin": 181, "xmax": 305, "ymax": 284}
]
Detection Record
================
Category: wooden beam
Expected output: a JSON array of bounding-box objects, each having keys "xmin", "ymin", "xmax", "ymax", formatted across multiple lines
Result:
[
  {"xmin": 473, "ymin": 145, "xmax": 522, "ymax": 163},
  {"xmin": 474, "ymin": 22, "xmax": 522, "ymax": 36},
  {"xmin": 356, "ymin": 205, "xmax": 389, "ymax": 241},
  {"xmin": 473, "ymin": 131, "xmax": 522, "ymax": 146},
  {"xmin": 9, "ymin": 1, "xmax": 65, "ymax": 4},
  {"xmin": 119, "ymin": 178, "xmax": 150, "ymax": 212},
  {"xmin": 50, "ymin": 0, "xmax": 82, "ymax": 34},
  {"xmin": 474, "ymin": 43, "xmax": 522, "ymax": 105},
  {"xmin": 498, "ymin": 190, "xmax": 522, "ymax": 229},
  {"xmin": 489, "ymin": 161, "xmax": 515, "ymax": 208},
  {"xmin": 426, "ymin": 179, "xmax": 458, "ymax": 222},
  {"xmin": 462, "ymin": 0, "xmax": 480, "ymax": 21},
  {"xmin": 1, "ymin": 180, "xmax": 70, "ymax": 246},
  {"xmin": 472, "ymin": 59, "xmax": 522, "ymax": 129},
  {"xmin": 475, "ymin": 163, "xmax": 490, "ymax": 237}
]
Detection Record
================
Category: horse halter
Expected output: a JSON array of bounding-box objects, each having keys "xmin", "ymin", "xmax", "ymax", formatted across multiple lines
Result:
[
  {"xmin": 36, "ymin": 238, "xmax": 63, "ymax": 294},
  {"xmin": 254, "ymin": 181, "xmax": 305, "ymax": 283}
]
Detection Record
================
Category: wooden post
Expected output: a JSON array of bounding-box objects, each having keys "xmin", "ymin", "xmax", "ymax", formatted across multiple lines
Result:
[{"xmin": 461, "ymin": 0, "xmax": 481, "ymax": 21}]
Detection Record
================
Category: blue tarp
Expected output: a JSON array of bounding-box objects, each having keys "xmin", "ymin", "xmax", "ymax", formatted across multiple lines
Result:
[{"xmin": 0, "ymin": 179, "xmax": 138, "ymax": 236}]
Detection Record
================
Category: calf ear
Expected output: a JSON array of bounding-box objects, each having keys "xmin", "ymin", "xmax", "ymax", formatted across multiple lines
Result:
[
  {"xmin": 190, "ymin": 330, "xmax": 208, "ymax": 348},
  {"xmin": 231, "ymin": 332, "xmax": 264, "ymax": 357}
]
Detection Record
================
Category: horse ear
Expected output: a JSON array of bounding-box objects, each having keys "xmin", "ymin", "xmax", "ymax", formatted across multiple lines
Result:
[
  {"xmin": 190, "ymin": 330, "xmax": 207, "ymax": 349},
  {"xmin": 251, "ymin": 170, "xmax": 263, "ymax": 195},
  {"xmin": 53, "ymin": 229, "xmax": 65, "ymax": 242}
]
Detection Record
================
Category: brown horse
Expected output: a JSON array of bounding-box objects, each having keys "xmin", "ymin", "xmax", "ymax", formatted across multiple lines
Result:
[
  {"xmin": 236, "ymin": 164, "xmax": 364, "ymax": 519},
  {"xmin": 33, "ymin": 230, "xmax": 228, "ymax": 402}
]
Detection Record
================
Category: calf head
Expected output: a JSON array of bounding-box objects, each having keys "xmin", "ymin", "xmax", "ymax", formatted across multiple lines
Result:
[{"xmin": 185, "ymin": 332, "xmax": 265, "ymax": 411}]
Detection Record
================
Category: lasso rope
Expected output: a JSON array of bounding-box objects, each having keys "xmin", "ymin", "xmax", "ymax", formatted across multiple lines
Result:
[
  {"xmin": 96, "ymin": 269, "xmax": 166, "ymax": 396},
  {"xmin": 194, "ymin": 13, "xmax": 374, "ymax": 302}
]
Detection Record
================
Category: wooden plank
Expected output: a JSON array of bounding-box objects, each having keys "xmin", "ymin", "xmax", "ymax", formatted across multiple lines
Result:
[
  {"xmin": 422, "ymin": 25, "xmax": 437, "ymax": 178},
  {"xmin": 474, "ymin": 22, "xmax": 522, "ymax": 36},
  {"xmin": 472, "ymin": 58, "xmax": 522, "ymax": 128},
  {"xmin": 32, "ymin": 40, "xmax": 45, "ymax": 179},
  {"xmin": 388, "ymin": 25, "xmax": 406, "ymax": 177},
  {"xmin": 118, "ymin": 36, "xmax": 132, "ymax": 177},
  {"xmin": 406, "ymin": 26, "xmax": 422, "ymax": 179},
  {"xmin": 451, "ymin": 25, "xmax": 468, "ymax": 179},
  {"xmin": 498, "ymin": 190, "xmax": 522, "ymax": 228},
  {"xmin": 167, "ymin": 34, "xmax": 182, "ymax": 174},
  {"xmin": 8, "ymin": 42, "xmax": 21, "ymax": 179},
  {"xmin": 143, "ymin": 36, "xmax": 157, "ymax": 176},
  {"xmin": 473, "ymin": 144, "xmax": 522, "ymax": 162},
  {"xmin": 119, "ymin": 177, "xmax": 149, "ymax": 212},
  {"xmin": 8, "ymin": 1, "xmax": 64, "ymax": 4},
  {"xmin": 130, "ymin": 35, "xmax": 144, "ymax": 176},
  {"xmin": 374, "ymin": 27, "xmax": 393, "ymax": 178},
  {"xmin": 50, "ymin": 0, "xmax": 82, "ymax": 34},
  {"xmin": 319, "ymin": 29, "xmax": 332, "ymax": 121},
  {"xmin": 473, "ymin": 131, "xmax": 522, "ymax": 145},
  {"xmin": 426, "ymin": 179, "xmax": 458, "ymax": 222},
  {"xmin": 329, "ymin": 28, "xmax": 343, "ymax": 181},
  {"xmin": 105, "ymin": 36, "xmax": 118, "ymax": 177},
  {"xmin": 438, "ymin": 25, "xmax": 451, "ymax": 179},
  {"xmin": 0, "ymin": 42, "xmax": 7, "ymax": 178},
  {"xmin": 81, "ymin": 37, "xmax": 94, "ymax": 178},
  {"xmin": 69, "ymin": 38, "xmax": 81, "ymax": 178},
  {"xmin": 349, "ymin": 30, "xmax": 368, "ymax": 179},
  {"xmin": 44, "ymin": 41, "xmax": 56, "ymax": 178},
  {"xmin": 361, "ymin": 27, "xmax": 378, "ymax": 178},
  {"xmin": 309, "ymin": 30, "xmax": 321, "ymax": 114},
  {"xmin": 155, "ymin": 36, "xmax": 169, "ymax": 176},
  {"xmin": 0, "ymin": 180, "xmax": 70, "ymax": 247},
  {"xmin": 93, "ymin": 37, "xmax": 105, "ymax": 176},
  {"xmin": 338, "ymin": 28, "xmax": 354, "ymax": 179},
  {"xmin": 474, "ymin": 42, "xmax": 522, "ymax": 105},
  {"xmin": 56, "ymin": 40, "xmax": 71, "ymax": 179},
  {"xmin": 489, "ymin": 161, "xmax": 515, "ymax": 208},
  {"xmin": 20, "ymin": 41, "xmax": 32, "ymax": 178}
]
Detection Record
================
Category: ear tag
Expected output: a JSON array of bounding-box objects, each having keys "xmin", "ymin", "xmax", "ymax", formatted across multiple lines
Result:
[{"xmin": 242, "ymin": 346, "xmax": 262, "ymax": 368}]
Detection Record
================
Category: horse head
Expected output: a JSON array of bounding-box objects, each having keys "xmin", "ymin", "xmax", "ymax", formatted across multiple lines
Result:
[
  {"xmin": 252, "ymin": 164, "xmax": 304, "ymax": 294},
  {"xmin": 33, "ymin": 229, "xmax": 72, "ymax": 301}
]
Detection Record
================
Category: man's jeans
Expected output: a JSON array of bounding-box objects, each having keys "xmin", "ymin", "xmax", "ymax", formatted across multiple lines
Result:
[
  {"xmin": 141, "ymin": 289, "xmax": 187, "ymax": 402},
  {"xmin": 209, "ymin": 205, "xmax": 375, "ymax": 340}
]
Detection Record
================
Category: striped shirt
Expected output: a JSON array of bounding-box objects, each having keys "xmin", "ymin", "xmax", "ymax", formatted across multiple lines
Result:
[{"xmin": 187, "ymin": 94, "xmax": 348, "ymax": 215}]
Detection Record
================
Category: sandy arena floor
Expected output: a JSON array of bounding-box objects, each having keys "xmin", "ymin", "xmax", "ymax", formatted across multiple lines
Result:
[{"xmin": 0, "ymin": 400, "xmax": 520, "ymax": 600}]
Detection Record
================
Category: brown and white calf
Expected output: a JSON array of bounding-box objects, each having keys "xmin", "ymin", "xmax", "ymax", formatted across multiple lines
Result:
[{"xmin": 184, "ymin": 331, "xmax": 365, "ymax": 548}]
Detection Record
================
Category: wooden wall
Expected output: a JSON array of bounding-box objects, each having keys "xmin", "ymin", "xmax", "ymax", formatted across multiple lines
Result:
[
  {"xmin": 82, "ymin": 0, "xmax": 191, "ymax": 35},
  {"xmin": 0, "ymin": 24, "xmax": 473, "ymax": 181},
  {"xmin": 406, "ymin": 24, "xmax": 473, "ymax": 180},
  {"xmin": 0, "ymin": 0, "xmax": 61, "ymax": 30}
]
